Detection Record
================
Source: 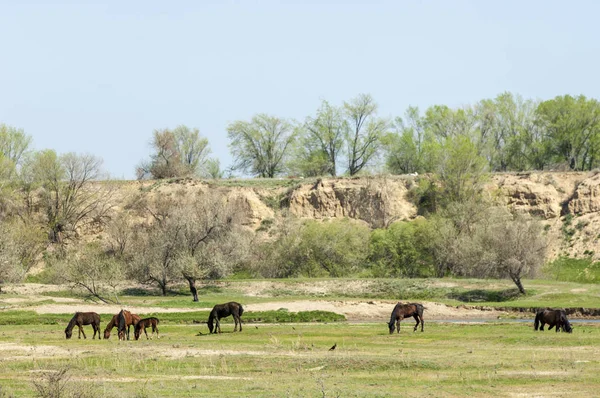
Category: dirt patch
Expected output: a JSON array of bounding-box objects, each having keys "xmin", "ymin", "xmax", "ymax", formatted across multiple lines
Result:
[
  {"xmin": 22, "ymin": 299, "xmax": 511, "ymax": 320},
  {"xmin": 32, "ymin": 304, "xmax": 205, "ymax": 315},
  {"xmin": 0, "ymin": 342, "xmax": 73, "ymax": 360},
  {"xmin": 246, "ymin": 300, "xmax": 509, "ymax": 321}
]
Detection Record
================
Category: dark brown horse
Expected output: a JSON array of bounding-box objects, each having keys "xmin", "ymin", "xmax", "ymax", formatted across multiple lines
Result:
[
  {"xmin": 134, "ymin": 317, "xmax": 160, "ymax": 340},
  {"xmin": 65, "ymin": 312, "xmax": 101, "ymax": 339},
  {"xmin": 104, "ymin": 310, "xmax": 140, "ymax": 340},
  {"xmin": 534, "ymin": 309, "xmax": 573, "ymax": 333},
  {"xmin": 388, "ymin": 302, "xmax": 424, "ymax": 334},
  {"xmin": 207, "ymin": 302, "xmax": 244, "ymax": 334}
]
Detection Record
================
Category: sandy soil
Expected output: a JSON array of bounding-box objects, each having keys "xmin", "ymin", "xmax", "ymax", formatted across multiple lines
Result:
[
  {"xmin": 1, "ymin": 281, "xmax": 512, "ymax": 320},
  {"xmin": 14, "ymin": 299, "xmax": 509, "ymax": 321}
]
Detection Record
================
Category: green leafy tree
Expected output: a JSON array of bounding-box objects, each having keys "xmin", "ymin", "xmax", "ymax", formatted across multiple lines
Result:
[
  {"xmin": 0, "ymin": 123, "xmax": 32, "ymax": 178},
  {"xmin": 303, "ymin": 100, "xmax": 345, "ymax": 176},
  {"xmin": 368, "ymin": 220, "xmax": 432, "ymax": 277},
  {"xmin": 228, "ymin": 114, "xmax": 297, "ymax": 178},
  {"xmin": 437, "ymin": 135, "xmax": 488, "ymax": 204},
  {"xmin": 536, "ymin": 95, "xmax": 600, "ymax": 170},
  {"xmin": 262, "ymin": 219, "xmax": 370, "ymax": 277},
  {"xmin": 343, "ymin": 94, "xmax": 388, "ymax": 175}
]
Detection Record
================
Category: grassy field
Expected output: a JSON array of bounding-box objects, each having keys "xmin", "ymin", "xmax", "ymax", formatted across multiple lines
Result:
[
  {"xmin": 0, "ymin": 321, "xmax": 598, "ymax": 397},
  {"xmin": 1, "ymin": 277, "xmax": 600, "ymax": 397}
]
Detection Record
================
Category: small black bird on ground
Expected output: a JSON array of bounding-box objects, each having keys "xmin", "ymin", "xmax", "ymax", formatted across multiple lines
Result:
[{"xmin": 329, "ymin": 343, "xmax": 337, "ymax": 351}]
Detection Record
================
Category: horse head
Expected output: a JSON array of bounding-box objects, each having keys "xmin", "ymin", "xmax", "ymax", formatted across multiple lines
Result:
[
  {"xmin": 65, "ymin": 328, "xmax": 72, "ymax": 339},
  {"xmin": 387, "ymin": 321, "xmax": 395, "ymax": 334},
  {"xmin": 103, "ymin": 329, "xmax": 111, "ymax": 339},
  {"xmin": 207, "ymin": 320, "xmax": 214, "ymax": 334}
]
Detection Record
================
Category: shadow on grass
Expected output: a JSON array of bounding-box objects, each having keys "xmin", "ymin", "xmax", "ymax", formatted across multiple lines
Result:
[{"xmin": 447, "ymin": 288, "xmax": 522, "ymax": 303}]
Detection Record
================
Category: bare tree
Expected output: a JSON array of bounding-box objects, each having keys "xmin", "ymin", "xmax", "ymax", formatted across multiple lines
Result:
[
  {"xmin": 478, "ymin": 214, "xmax": 547, "ymax": 294},
  {"xmin": 129, "ymin": 192, "xmax": 243, "ymax": 298},
  {"xmin": 51, "ymin": 243, "xmax": 123, "ymax": 303},
  {"xmin": 23, "ymin": 150, "xmax": 114, "ymax": 243}
]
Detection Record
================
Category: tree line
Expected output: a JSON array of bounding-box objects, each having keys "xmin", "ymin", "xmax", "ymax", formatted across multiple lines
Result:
[
  {"xmin": 2, "ymin": 90, "xmax": 592, "ymax": 297},
  {"xmin": 136, "ymin": 92, "xmax": 600, "ymax": 181}
]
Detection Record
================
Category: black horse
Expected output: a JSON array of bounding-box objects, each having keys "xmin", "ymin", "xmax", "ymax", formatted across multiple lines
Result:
[
  {"xmin": 65, "ymin": 312, "xmax": 101, "ymax": 339},
  {"xmin": 534, "ymin": 309, "xmax": 573, "ymax": 333},
  {"xmin": 207, "ymin": 302, "xmax": 244, "ymax": 334},
  {"xmin": 388, "ymin": 302, "xmax": 424, "ymax": 334}
]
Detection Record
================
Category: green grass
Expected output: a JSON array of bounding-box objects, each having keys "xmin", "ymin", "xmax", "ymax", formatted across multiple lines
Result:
[
  {"xmin": 543, "ymin": 256, "xmax": 600, "ymax": 284},
  {"xmin": 0, "ymin": 322, "xmax": 598, "ymax": 397},
  {"xmin": 0, "ymin": 310, "xmax": 344, "ymax": 326}
]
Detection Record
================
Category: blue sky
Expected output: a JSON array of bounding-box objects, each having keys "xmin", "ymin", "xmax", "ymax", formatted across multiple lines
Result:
[{"xmin": 1, "ymin": 0, "xmax": 599, "ymax": 179}]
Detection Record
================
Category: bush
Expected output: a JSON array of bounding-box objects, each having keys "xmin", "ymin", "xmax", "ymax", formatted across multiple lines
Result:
[
  {"xmin": 368, "ymin": 220, "xmax": 433, "ymax": 277},
  {"xmin": 257, "ymin": 218, "xmax": 370, "ymax": 277}
]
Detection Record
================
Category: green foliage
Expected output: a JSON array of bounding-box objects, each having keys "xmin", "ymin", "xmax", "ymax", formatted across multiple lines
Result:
[
  {"xmin": 260, "ymin": 219, "xmax": 370, "ymax": 277},
  {"xmin": 343, "ymin": 94, "xmax": 389, "ymax": 176},
  {"xmin": 368, "ymin": 220, "xmax": 433, "ymax": 277},
  {"xmin": 536, "ymin": 95, "xmax": 600, "ymax": 170},
  {"xmin": 295, "ymin": 100, "xmax": 345, "ymax": 177},
  {"xmin": 543, "ymin": 256, "xmax": 600, "ymax": 283},
  {"xmin": 227, "ymin": 114, "xmax": 298, "ymax": 178}
]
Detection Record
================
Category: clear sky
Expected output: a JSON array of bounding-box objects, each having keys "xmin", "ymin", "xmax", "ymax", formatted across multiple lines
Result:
[{"xmin": 1, "ymin": 0, "xmax": 599, "ymax": 179}]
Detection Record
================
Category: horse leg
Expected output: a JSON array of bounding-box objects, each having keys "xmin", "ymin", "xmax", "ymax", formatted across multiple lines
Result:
[
  {"xmin": 413, "ymin": 314, "xmax": 419, "ymax": 332},
  {"xmin": 238, "ymin": 315, "xmax": 242, "ymax": 332},
  {"xmin": 420, "ymin": 316, "xmax": 424, "ymax": 332},
  {"xmin": 216, "ymin": 318, "xmax": 221, "ymax": 333},
  {"xmin": 79, "ymin": 325, "xmax": 87, "ymax": 339},
  {"xmin": 144, "ymin": 326, "xmax": 149, "ymax": 340},
  {"xmin": 127, "ymin": 325, "xmax": 130, "ymax": 340},
  {"xmin": 396, "ymin": 319, "xmax": 400, "ymax": 334}
]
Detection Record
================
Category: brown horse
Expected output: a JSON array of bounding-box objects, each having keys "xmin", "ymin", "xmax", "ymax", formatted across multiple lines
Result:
[
  {"xmin": 134, "ymin": 317, "xmax": 160, "ymax": 340},
  {"xmin": 103, "ymin": 310, "xmax": 140, "ymax": 340},
  {"xmin": 65, "ymin": 312, "xmax": 101, "ymax": 339},
  {"xmin": 534, "ymin": 309, "xmax": 573, "ymax": 333},
  {"xmin": 388, "ymin": 302, "xmax": 424, "ymax": 334},
  {"xmin": 207, "ymin": 302, "xmax": 244, "ymax": 334}
]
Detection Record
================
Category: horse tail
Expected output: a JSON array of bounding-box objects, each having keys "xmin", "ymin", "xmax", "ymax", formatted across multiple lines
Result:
[
  {"xmin": 118, "ymin": 310, "xmax": 126, "ymax": 333},
  {"xmin": 534, "ymin": 311, "xmax": 540, "ymax": 331},
  {"xmin": 238, "ymin": 304, "xmax": 244, "ymax": 317}
]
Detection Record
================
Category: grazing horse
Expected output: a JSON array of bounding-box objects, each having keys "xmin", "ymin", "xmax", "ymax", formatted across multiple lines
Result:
[
  {"xmin": 104, "ymin": 310, "xmax": 140, "ymax": 340},
  {"xmin": 207, "ymin": 302, "xmax": 244, "ymax": 334},
  {"xmin": 534, "ymin": 309, "xmax": 573, "ymax": 333},
  {"xmin": 134, "ymin": 317, "xmax": 160, "ymax": 340},
  {"xmin": 388, "ymin": 302, "xmax": 424, "ymax": 334},
  {"xmin": 65, "ymin": 312, "xmax": 101, "ymax": 340}
]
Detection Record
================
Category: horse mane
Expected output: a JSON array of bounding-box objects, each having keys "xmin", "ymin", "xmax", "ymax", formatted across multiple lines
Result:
[
  {"xmin": 105, "ymin": 316, "xmax": 115, "ymax": 332},
  {"xmin": 65, "ymin": 313, "xmax": 78, "ymax": 332}
]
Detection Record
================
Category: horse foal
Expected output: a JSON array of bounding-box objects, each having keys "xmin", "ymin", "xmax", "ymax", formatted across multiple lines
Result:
[{"xmin": 134, "ymin": 317, "xmax": 160, "ymax": 340}]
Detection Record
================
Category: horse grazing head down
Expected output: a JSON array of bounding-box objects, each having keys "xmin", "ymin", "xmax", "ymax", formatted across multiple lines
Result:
[
  {"xmin": 561, "ymin": 314, "xmax": 573, "ymax": 333},
  {"xmin": 207, "ymin": 320, "xmax": 214, "ymax": 334},
  {"xmin": 65, "ymin": 327, "xmax": 73, "ymax": 339},
  {"xmin": 387, "ymin": 320, "xmax": 395, "ymax": 334}
]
